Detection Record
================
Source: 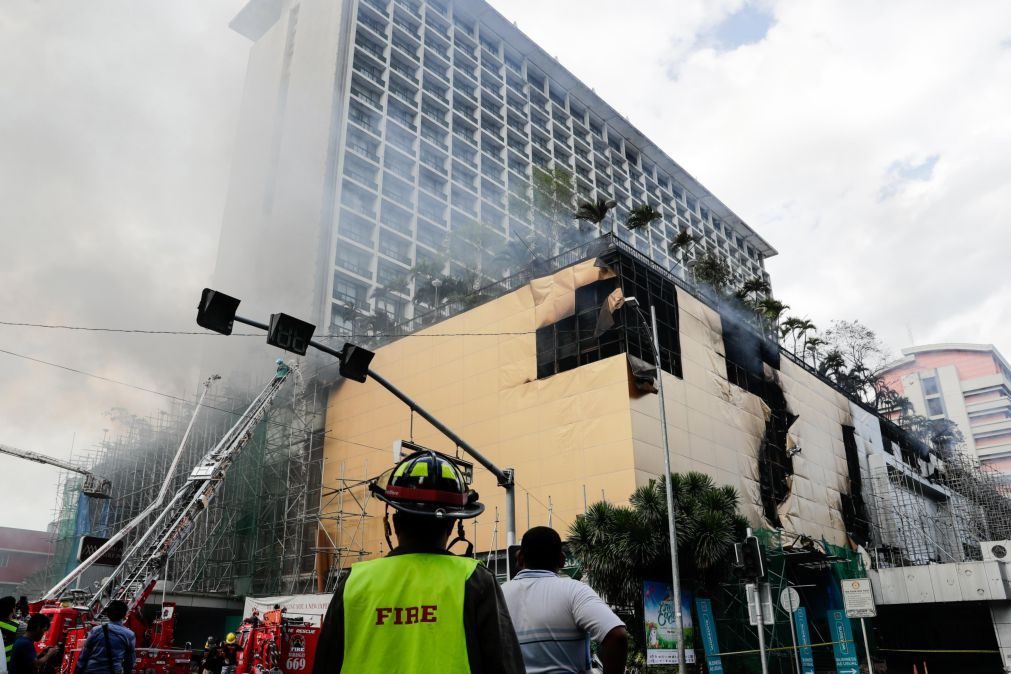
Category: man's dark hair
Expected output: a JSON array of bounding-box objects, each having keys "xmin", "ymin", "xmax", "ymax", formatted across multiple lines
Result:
[
  {"xmin": 521, "ymin": 526, "xmax": 563, "ymax": 571},
  {"xmin": 27, "ymin": 614, "xmax": 50, "ymax": 633},
  {"xmin": 391, "ymin": 511, "xmax": 454, "ymax": 543},
  {"xmin": 104, "ymin": 600, "xmax": 128, "ymax": 622},
  {"xmin": 0, "ymin": 596, "xmax": 15, "ymax": 618}
]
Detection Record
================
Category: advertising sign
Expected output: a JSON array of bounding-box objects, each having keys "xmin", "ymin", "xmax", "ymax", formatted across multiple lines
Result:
[
  {"xmin": 794, "ymin": 607, "xmax": 816, "ymax": 674},
  {"xmin": 643, "ymin": 581, "xmax": 695, "ymax": 665},
  {"xmin": 76, "ymin": 536, "xmax": 124, "ymax": 566},
  {"xmin": 694, "ymin": 598, "xmax": 723, "ymax": 674},
  {"xmin": 828, "ymin": 610, "xmax": 859, "ymax": 674},
  {"xmin": 841, "ymin": 578, "xmax": 877, "ymax": 618}
]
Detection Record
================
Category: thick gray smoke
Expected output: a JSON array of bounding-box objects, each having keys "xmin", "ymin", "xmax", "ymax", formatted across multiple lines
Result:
[{"xmin": 0, "ymin": 1, "xmax": 248, "ymax": 529}]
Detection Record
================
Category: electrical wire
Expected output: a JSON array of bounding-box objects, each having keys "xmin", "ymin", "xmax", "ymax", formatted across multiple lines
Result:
[
  {"xmin": 0, "ymin": 319, "xmax": 538, "ymax": 338},
  {"xmin": 0, "ymin": 345, "xmax": 388, "ymax": 455}
]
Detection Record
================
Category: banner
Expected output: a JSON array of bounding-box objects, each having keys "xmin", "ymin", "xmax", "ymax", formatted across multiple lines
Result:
[
  {"xmin": 794, "ymin": 607, "xmax": 815, "ymax": 674},
  {"xmin": 243, "ymin": 594, "xmax": 333, "ymax": 626},
  {"xmin": 694, "ymin": 598, "xmax": 722, "ymax": 673},
  {"xmin": 828, "ymin": 609, "xmax": 859, "ymax": 674},
  {"xmin": 643, "ymin": 581, "xmax": 695, "ymax": 665}
]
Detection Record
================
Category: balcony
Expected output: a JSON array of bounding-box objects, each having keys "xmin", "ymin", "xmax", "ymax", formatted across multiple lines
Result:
[
  {"xmin": 350, "ymin": 85, "xmax": 382, "ymax": 111},
  {"xmin": 355, "ymin": 35, "xmax": 386, "ymax": 62},
  {"xmin": 353, "ymin": 61, "xmax": 386, "ymax": 88},
  {"xmin": 357, "ymin": 11, "xmax": 387, "ymax": 39}
]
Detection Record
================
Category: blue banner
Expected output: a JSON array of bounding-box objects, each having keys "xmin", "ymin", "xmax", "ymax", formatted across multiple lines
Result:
[
  {"xmin": 794, "ymin": 607, "xmax": 815, "ymax": 674},
  {"xmin": 828, "ymin": 610, "xmax": 859, "ymax": 674},
  {"xmin": 694, "ymin": 598, "xmax": 723, "ymax": 674}
]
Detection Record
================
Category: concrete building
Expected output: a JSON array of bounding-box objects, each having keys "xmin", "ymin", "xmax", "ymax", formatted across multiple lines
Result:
[
  {"xmin": 215, "ymin": 0, "xmax": 776, "ymax": 340},
  {"xmin": 0, "ymin": 527, "xmax": 54, "ymax": 596},
  {"xmin": 880, "ymin": 343, "xmax": 1011, "ymax": 470},
  {"xmin": 318, "ymin": 235, "xmax": 1011, "ymax": 672}
]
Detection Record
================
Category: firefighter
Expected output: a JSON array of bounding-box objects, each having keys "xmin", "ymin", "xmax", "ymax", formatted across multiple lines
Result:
[
  {"xmin": 1, "ymin": 597, "xmax": 17, "ymax": 670},
  {"xmin": 312, "ymin": 451, "xmax": 524, "ymax": 674},
  {"xmin": 200, "ymin": 637, "xmax": 224, "ymax": 674},
  {"xmin": 220, "ymin": 634, "xmax": 237, "ymax": 674}
]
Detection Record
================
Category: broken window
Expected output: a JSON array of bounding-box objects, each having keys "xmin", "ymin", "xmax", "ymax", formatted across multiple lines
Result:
[{"xmin": 535, "ymin": 248, "xmax": 684, "ymax": 380}]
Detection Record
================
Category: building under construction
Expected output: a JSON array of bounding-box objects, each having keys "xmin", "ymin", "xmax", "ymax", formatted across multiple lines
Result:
[{"xmin": 26, "ymin": 363, "xmax": 327, "ymax": 603}]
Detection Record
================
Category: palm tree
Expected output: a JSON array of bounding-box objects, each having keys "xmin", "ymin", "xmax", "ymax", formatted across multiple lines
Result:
[
  {"xmin": 573, "ymin": 197, "xmax": 617, "ymax": 230},
  {"xmin": 755, "ymin": 297, "xmax": 790, "ymax": 331},
  {"xmin": 817, "ymin": 349, "xmax": 847, "ymax": 378},
  {"xmin": 794, "ymin": 319, "xmax": 817, "ymax": 354},
  {"xmin": 624, "ymin": 204, "xmax": 662, "ymax": 231},
  {"xmin": 668, "ymin": 228, "xmax": 697, "ymax": 279},
  {"xmin": 734, "ymin": 276, "xmax": 771, "ymax": 305},
  {"xmin": 803, "ymin": 336, "xmax": 826, "ymax": 367},
  {"xmin": 568, "ymin": 471, "xmax": 747, "ymax": 661},
  {"xmin": 779, "ymin": 317, "xmax": 805, "ymax": 353}
]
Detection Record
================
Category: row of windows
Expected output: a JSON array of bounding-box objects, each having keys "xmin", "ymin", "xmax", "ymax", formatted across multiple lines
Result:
[{"xmin": 349, "ymin": 3, "xmax": 767, "ymax": 268}]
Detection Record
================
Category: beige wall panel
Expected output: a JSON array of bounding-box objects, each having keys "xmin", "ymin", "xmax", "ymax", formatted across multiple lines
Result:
[{"xmin": 323, "ymin": 263, "xmax": 873, "ymax": 563}]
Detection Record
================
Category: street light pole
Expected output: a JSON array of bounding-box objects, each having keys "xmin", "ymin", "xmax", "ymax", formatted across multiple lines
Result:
[{"xmin": 630, "ymin": 298, "xmax": 687, "ymax": 674}]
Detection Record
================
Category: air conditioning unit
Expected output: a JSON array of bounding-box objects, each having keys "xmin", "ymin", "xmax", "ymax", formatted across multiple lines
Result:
[{"xmin": 981, "ymin": 541, "xmax": 1011, "ymax": 562}]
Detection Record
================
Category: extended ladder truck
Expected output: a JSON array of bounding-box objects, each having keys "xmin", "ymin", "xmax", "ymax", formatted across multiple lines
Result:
[
  {"xmin": 0, "ymin": 445, "xmax": 113, "ymax": 499},
  {"xmin": 29, "ymin": 361, "xmax": 312, "ymax": 674}
]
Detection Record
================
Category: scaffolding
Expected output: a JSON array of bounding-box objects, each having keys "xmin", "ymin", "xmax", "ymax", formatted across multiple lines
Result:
[
  {"xmin": 866, "ymin": 450, "xmax": 1011, "ymax": 568},
  {"xmin": 30, "ymin": 363, "xmax": 327, "ymax": 599}
]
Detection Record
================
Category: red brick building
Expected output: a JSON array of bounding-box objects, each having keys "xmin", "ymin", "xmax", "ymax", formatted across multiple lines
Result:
[{"xmin": 0, "ymin": 527, "xmax": 54, "ymax": 596}]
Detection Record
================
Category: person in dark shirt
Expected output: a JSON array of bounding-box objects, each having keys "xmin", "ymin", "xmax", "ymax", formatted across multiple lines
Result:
[
  {"xmin": 199, "ymin": 637, "xmax": 224, "ymax": 674},
  {"xmin": 10, "ymin": 615, "xmax": 60, "ymax": 674},
  {"xmin": 312, "ymin": 451, "xmax": 523, "ymax": 674}
]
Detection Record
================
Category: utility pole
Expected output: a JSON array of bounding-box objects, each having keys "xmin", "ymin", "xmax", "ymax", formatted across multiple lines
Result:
[{"xmin": 625, "ymin": 297, "xmax": 687, "ymax": 674}]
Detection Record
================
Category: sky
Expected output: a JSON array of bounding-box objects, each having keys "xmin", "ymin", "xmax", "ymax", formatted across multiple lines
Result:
[{"xmin": 1, "ymin": 0, "xmax": 1010, "ymax": 531}]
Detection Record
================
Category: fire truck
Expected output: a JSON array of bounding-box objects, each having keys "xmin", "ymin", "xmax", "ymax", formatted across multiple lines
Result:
[
  {"xmin": 231, "ymin": 607, "xmax": 319, "ymax": 674},
  {"xmin": 27, "ymin": 362, "xmax": 317, "ymax": 674}
]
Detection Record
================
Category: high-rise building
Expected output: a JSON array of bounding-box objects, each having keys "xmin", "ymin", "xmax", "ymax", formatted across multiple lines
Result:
[
  {"xmin": 215, "ymin": 0, "xmax": 776, "ymax": 337},
  {"xmin": 880, "ymin": 343, "xmax": 1011, "ymax": 470}
]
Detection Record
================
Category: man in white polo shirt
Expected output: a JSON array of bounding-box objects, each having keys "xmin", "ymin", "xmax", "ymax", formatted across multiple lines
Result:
[{"xmin": 502, "ymin": 527, "xmax": 628, "ymax": 674}]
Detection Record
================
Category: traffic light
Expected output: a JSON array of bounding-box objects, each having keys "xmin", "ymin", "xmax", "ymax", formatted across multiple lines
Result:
[
  {"xmin": 734, "ymin": 535, "xmax": 765, "ymax": 579},
  {"xmin": 266, "ymin": 313, "xmax": 316, "ymax": 356},
  {"xmin": 339, "ymin": 342, "xmax": 375, "ymax": 383},
  {"xmin": 196, "ymin": 289, "xmax": 240, "ymax": 335}
]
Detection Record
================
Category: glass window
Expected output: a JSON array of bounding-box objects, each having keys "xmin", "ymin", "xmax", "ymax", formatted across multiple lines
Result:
[
  {"xmin": 926, "ymin": 397, "xmax": 944, "ymax": 417},
  {"xmin": 922, "ymin": 375, "xmax": 940, "ymax": 397}
]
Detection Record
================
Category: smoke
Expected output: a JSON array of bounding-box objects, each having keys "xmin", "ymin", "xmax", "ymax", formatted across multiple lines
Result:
[{"xmin": 0, "ymin": 1, "xmax": 248, "ymax": 529}]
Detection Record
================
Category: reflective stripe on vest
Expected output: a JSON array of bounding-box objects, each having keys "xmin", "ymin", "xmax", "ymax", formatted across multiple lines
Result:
[
  {"xmin": 342, "ymin": 554, "xmax": 479, "ymax": 673},
  {"xmin": 1, "ymin": 619, "xmax": 16, "ymax": 662}
]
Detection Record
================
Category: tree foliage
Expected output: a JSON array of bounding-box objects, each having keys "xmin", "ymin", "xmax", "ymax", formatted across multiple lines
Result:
[{"xmin": 568, "ymin": 472, "xmax": 747, "ymax": 603}]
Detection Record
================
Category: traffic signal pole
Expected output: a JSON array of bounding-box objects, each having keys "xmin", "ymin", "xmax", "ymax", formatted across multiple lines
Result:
[{"xmin": 229, "ymin": 313, "xmax": 517, "ymax": 547}]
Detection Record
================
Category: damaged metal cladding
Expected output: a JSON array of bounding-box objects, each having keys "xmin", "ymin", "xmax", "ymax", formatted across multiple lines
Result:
[{"xmin": 719, "ymin": 301, "xmax": 798, "ymax": 527}]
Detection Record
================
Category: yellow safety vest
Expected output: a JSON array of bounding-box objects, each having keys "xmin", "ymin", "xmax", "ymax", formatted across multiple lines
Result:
[
  {"xmin": 1, "ymin": 619, "xmax": 17, "ymax": 664},
  {"xmin": 342, "ymin": 554, "xmax": 479, "ymax": 673}
]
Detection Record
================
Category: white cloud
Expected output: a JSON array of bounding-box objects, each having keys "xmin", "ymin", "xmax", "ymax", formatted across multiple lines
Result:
[{"xmin": 493, "ymin": 0, "xmax": 1011, "ymax": 363}]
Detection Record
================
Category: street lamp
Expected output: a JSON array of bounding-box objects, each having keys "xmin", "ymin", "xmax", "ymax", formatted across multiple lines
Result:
[
  {"xmin": 624, "ymin": 295, "xmax": 687, "ymax": 674},
  {"xmin": 432, "ymin": 278, "xmax": 442, "ymax": 308}
]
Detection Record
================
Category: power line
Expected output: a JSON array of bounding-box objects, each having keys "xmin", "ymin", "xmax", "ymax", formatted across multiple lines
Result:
[
  {"xmin": 0, "ymin": 346, "xmax": 387, "ymax": 456},
  {"xmin": 0, "ymin": 320, "xmax": 537, "ymax": 338}
]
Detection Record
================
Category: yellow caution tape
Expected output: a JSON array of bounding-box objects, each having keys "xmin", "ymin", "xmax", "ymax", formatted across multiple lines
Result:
[
  {"xmin": 713, "ymin": 639, "xmax": 853, "ymax": 657},
  {"xmin": 877, "ymin": 648, "xmax": 999, "ymax": 654}
]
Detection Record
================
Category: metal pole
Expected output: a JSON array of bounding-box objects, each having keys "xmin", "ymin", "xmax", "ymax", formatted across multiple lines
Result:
[
  {"xmin": 860, "ymin": 618, "xmax": 873, "ymax": 673},
  {"xmin": 233, "ymin": 315, "xmax": 518, "ymax": 547},
  {"xmin": 649, "ymin": 305, "xmax": 687, "ymax": 674},
  {"xmin": 787, "ymin": 588, "xmax": 801, "ymax": 674},
  {"xmin": 755, "ymin": 586, "xmax": 770, "ymax": 674}
]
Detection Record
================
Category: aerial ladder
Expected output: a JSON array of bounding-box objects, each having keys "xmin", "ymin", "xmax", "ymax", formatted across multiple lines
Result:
[
  {"xmin": 0, "ymin": 445, "xmax": 112, "ymax": 499},
  {"xmin": 32, "ymin": 362, "xmax": 292, "ymax": 674}
]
